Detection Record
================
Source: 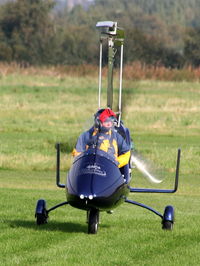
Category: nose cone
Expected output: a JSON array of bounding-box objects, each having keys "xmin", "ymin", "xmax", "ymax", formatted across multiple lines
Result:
[{"xmin": 66, "ymin": 151, "xmax": 127, "ymax": 210}]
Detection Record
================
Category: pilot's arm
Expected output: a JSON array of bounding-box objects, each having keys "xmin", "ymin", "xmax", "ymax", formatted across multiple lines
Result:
[
  {"xmin": 116, "ymin": 133, "xmax": 131, "ymax": 168},
  {"xmin": 72, "ymin": 131, "xmax": 90, "ymax": 157}
]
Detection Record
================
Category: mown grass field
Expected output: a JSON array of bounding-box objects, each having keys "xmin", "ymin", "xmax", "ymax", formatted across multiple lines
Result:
[{"xmin": 0, "ymin": 72, "xmax": 200, "ymax": 265}]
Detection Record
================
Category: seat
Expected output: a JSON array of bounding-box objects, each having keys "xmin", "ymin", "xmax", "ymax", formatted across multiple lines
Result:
[{"xmin": 116, "ymin": 121, "xmax": 132, "ymax": 183}]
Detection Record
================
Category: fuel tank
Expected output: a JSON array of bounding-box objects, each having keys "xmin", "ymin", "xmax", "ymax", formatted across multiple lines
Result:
[{"xmin": 66, "ymin": 149, "xmax": 129, "ymax": 210}]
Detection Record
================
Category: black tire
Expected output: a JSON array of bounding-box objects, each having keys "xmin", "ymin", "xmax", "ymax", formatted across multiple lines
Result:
[
  {"xmin": 162, "ymin": 220, "xmax": 173, "ymax": 230},
  {"xmin": 35, "ymin": 199, "xmax": 48, "ymax": 225},
  {"xmin": 88, "ymin": 209, "xmax": 99, "ymax": 234}
]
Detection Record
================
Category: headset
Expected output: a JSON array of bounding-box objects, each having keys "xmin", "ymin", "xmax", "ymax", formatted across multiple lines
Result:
[
  {"xmin": 94, "ymin": 108, "xmax": 117, "ymax": 129},
  {"xmin": 94, "ymin": 109, "xmax": 105, "ymax": 128}
]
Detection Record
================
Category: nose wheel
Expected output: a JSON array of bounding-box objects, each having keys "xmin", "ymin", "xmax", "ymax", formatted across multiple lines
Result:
[{"xmin": 88, "ymin": 209, "xmax": 99, "ymax": 234}]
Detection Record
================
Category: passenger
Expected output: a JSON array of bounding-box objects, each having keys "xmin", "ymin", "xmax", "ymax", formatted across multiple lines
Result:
[{"xmin": 72, "ymin": 108, "xmax": 131, "ymax": 168}]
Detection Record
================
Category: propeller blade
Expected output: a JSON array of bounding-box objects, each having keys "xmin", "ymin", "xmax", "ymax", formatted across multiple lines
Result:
[{"xmin": 131, "ymin": 151, "xmax": 164, "ymax": 184}]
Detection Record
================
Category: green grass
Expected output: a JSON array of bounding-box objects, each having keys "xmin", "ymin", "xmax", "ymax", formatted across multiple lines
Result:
[
  {"xmin": 0, "ymin": 171, "xmax": 200, "ymax": 265},
  {"xmin": 0, "ymin": 73, "xmax": 200, "ymax": 265}
]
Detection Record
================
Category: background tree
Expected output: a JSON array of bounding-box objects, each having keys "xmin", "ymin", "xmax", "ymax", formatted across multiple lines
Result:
[
  {"xmin": 0, "ymin": 0, "xmax": 55, "ymax": 64},
  {"xmin": 1, "ymin": 0, "xmax": 200, "ymax": 66},
  {"xmin": 184, "ymin": 27, "xmax": 200, "ymax": 67},
  {"xmin": 0, "ymin": 28, "xmax": 12, "ymax": 61}
]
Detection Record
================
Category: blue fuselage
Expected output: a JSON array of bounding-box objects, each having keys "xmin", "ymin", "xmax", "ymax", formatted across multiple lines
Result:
[{"xmin": 66, "ymin": 149, "xmax": 129, "ymax": 211}]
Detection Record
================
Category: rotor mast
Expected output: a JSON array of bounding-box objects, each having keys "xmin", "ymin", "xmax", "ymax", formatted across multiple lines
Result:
[
  {"xmin": 96, "ymin": 21, "xmax": 125, "ymax": 123},
  {"xmin": 107, "ymin": 36, "xmax": 115, "ymax": 109}
]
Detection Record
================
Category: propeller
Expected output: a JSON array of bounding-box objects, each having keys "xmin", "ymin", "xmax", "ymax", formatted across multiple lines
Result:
[{"xmin": 130, "ymin": 151, "xmax": 165, "ymax": 184}]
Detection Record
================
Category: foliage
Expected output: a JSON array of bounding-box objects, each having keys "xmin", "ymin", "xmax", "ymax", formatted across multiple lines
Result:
[
  {"xmin": 184, "ymin": 27, "xmax": 200, "ymax": 67},
  {"xmin": 2, "ymin": 62, "xmax": 200, "ymax": 82},
  {"xmin": 0, "ymin": 0, "xmax": 56, "ymax": 64},
  {"xmin": 124, "ymin": 28, "xmax": 183, "ymax": 68},
  {"xmin": 0, "ymin": 0, "xmax": 200, "ymax": 66}
]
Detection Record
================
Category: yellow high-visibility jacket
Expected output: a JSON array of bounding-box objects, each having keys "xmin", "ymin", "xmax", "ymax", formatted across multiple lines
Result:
[{"xmin": 72, "ymin": 128, "xmax": 130, "ymax": 168}]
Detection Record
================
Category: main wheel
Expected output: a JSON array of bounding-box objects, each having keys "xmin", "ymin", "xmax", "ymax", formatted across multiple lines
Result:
[
  {"xmin": 162, "ymin": 205, "xmax": 174, "ymax": 230},
  {"xmin": 88, "ymin": 209, "xmax": 99, "ymax": 234},
  {"xmin": 35, "ymin": 199, "xmax": 48, "ymax": 225}
]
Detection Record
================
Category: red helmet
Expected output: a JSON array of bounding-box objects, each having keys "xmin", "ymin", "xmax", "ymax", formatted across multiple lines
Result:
[
  {"xmin": 94, "ymin": 108, "xmax": 117, "ymax": 129},
  {"xmin": 99, "ymin": 109, "xmax": 116, "ymax": 123},
  {"xmin": 94, "ymin": 108, "xmax": 117, "ymax": 132}
]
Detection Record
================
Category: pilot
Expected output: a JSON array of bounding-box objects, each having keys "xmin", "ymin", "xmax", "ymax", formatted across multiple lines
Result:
[{"xmin": 72, "ymin": 108, "xmax": 131, "ymax": 168}]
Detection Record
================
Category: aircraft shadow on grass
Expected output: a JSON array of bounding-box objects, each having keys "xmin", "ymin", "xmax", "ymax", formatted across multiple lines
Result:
[{"xmin": 7, "ymin": 219, "xmax": 110, "ymax": 233}]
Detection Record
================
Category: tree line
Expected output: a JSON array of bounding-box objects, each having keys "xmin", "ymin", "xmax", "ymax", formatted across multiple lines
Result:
[{"xmin": 0, "ymin": 0, "xmax": 200, "ymax": 67}]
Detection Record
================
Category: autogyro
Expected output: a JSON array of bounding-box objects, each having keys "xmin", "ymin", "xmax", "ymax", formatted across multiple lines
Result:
[{"xmin": 35, "ymin": 21, "xmax": 181, "ymax": 234}]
